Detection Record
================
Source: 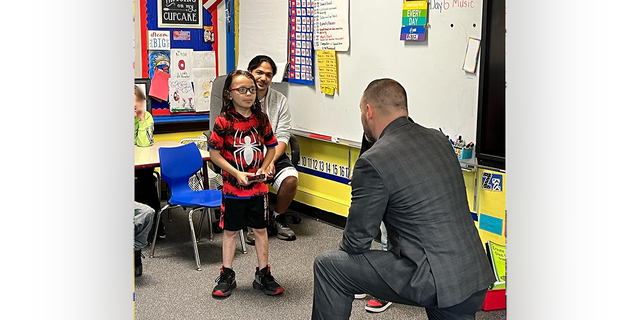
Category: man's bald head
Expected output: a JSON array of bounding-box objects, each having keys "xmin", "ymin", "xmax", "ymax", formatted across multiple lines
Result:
[{"xmin": 362, "ymin": 78, "xmax": 408, "ymax": 115}]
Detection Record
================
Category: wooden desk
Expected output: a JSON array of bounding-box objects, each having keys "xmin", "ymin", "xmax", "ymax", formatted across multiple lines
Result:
[
  {"xmin": 134, "ymin": 141, "xmax": 211, "ymax": 170},
  {"xmin": 134, "ymin": 141, "xmax": 211, "ymax": 189}
]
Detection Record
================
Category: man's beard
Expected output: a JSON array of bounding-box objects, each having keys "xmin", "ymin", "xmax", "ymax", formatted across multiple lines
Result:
[{"xmin": 362, "ymin": 120, "xmax": 375, "ymax": 143}]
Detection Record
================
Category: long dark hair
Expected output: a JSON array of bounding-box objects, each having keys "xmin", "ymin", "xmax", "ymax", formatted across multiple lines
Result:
[{"xmin": 221, "ymin": 70, "xmax": 269, "ymax": 134}]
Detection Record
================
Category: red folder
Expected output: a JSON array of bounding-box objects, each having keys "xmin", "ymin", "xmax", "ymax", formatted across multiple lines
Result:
[{"xmin": 149, "ymin": 70, "xmax": 170, "ymax": 102}]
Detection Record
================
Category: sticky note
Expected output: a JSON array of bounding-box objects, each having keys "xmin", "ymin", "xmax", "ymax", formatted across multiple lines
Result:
[
  {"xmin": 463, "ymin": 37, "xmax": 481, "ymax": 73},
  {"xmin": 479, "ymin": 214, "xmax": 503, "ymax": 235},
  {"xmin": 317, "ymin": 50, "xmax": 338, "ymax": 95}
]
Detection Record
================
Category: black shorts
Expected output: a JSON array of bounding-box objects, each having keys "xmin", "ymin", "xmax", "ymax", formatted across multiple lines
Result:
[
  {"xmin": 266, "ymin": 155, "xmax": 298, "ymax": 191},
  {"xmin": 219, "ymin": 195, "xmax": 269, "ymax": 231}
]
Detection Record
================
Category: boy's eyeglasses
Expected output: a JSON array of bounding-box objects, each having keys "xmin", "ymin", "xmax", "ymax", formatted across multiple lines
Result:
[{"xmin": 229, "ymin": 87, "xmax": 257, "ymax": 94}]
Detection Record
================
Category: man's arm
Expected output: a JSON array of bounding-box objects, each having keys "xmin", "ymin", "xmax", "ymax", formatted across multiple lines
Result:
[
  {"xmin": 340, "ymin": 157, "xmax": 389, "ymax": 255},
  {"xmin": 274, "ymin": 97, "xmax": 292, "ymax": 147}
]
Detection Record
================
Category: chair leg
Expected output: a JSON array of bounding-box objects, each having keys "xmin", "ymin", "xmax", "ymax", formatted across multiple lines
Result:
[
  {"xmin": 207, "ymin": 208, "xmax": 213, "ymax": 241},
  {"xmin": 239, "ymin": 229, "xmax": 247, "ymax": 254},
  {"xmin": 150, "ymin": 204, "xmax": 169, "ymax": 258},
  {"xmin": 197, "ymin": 208, "xmax": 206, "ymax": 241},
  {"xmin": 188, "ymin": 208, "xmax": 202, "ymax": 271}
]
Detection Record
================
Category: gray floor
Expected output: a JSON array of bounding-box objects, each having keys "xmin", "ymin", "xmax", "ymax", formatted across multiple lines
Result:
[{"xmin": 135, "ymin": 205, "xmax": 506, "ymax": 320}]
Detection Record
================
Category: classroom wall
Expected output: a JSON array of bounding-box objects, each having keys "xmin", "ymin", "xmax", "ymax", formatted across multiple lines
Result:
[{"xmin": 155, "ymin": 131, "xmax": 506, "ymax": 246}]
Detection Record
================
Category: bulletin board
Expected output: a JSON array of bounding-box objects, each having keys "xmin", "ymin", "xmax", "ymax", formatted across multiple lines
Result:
[
  {"xmin": 139, "ymin": 0, "xmax": 220, "ymax": 117},
  {"xmin": 270, "ymin": 0, "xmax": 484, "ymax": 144}
]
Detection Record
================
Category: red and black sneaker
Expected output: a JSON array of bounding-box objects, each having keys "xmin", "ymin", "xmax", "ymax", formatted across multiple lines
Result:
[
  {"xmin": 365, "ymin": 297, "xmax": 392, "ymax": 313},
  {"xmin": 253, "ymin": 265, "xmax": 284, "ymax": 296},
  {"xmin": 212, "ymin": 266, "xmax": 236, "ymax": 298}
]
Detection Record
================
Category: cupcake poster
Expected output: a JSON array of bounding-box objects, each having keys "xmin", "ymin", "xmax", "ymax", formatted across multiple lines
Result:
[{"xmin": 170, "ymin": 49, "xmax": 193, "ymax": 79}]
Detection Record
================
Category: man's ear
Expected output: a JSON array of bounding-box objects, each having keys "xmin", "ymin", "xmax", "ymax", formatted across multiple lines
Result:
[{"xmin": 366, "ymin": 104, "xmax": 374, "ymax": 119}]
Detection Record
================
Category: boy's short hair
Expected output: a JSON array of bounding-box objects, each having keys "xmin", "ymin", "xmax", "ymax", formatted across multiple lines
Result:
[{"xmin": 134, "ymin": 85, "xmax": 146, "ymax": 101}]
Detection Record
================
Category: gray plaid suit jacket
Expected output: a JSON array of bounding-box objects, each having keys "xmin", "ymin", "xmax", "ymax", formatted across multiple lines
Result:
[{"xmin": 340, "ymin": 116, "xmax": 495, "ymax": 308}]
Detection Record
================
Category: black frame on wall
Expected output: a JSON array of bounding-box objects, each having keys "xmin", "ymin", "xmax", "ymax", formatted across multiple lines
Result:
[
  {"xmin": 476, "ymin": 0, "xmax": 506, "ymax": 170},
  {"xmin": 135, "ymin": 78, "xmax": 152, "ymax": 113}
]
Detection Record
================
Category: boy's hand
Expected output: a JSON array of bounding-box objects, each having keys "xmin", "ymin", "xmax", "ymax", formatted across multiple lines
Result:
[
  {"xmin": 234, "ymin": 171, "xmax": 252, "ymax": 186},
  {"xmin": 349, "ymin": 171, "xmax": 353, "ymax": 186}
]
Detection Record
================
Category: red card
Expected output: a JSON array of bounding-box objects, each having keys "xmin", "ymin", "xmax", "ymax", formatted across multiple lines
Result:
[{"xmin": 149, "ymin": 70, "xmax": 170, "ymax": 102}]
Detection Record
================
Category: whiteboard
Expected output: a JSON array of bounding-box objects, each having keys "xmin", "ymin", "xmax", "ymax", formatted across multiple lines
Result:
[{"xmin": 271, "ymin": 0, "xmax": 484, "ymax": 144}]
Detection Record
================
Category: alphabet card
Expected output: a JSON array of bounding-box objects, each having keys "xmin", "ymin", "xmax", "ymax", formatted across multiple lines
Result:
[{"xmin": 170, "ymin": 49, "xmax": 193, "ymax": 79}]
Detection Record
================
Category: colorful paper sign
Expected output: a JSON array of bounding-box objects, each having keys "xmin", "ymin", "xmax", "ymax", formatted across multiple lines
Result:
[
  {"xmin": 481, "ymin": 172, "xmax": 503, "ymax": 191},
  {"xmin": 169, "ymin": 78, "xmax": 195, "ymax": 113},
  {"xmin": 400, "ymin": 1, "xmax": 428, "ymax": 41},
  {"xmin": 148, "ymin": 50, "xmax": 170, "ymax": 80},
  {"xmin": 173, "ymin": 30, "xmax": 191, "ymax": 41},
  {"xmin": 194, "ymin": 78, "xmax": 213, "ymax": 112},
  {"xmin": 317, "ymin": 50, "xmax": 338, "ymax": 96},
  {"xmin": 313, "ymin": 0, "xmax": 350, "ymax": 51},
  {"xmin": 486, "ymin": 241, "xmax": 506, "ymax": 286},
  {"xmin": 289, "ymin": 0, "xmax": 314, "ymax": 85},
  {"xmin": 170, "ymin": 49, "xmax": 193, "ymax": 79},
  {"xmin": 400, "ymin": 26, "xmax": 426, "ymax": 41},
  {"xmin": 479, "ymin": 214, "xmax": 503, "ymax": 235},
  {"xmin": 148, "ymin": 30, "xmax": 171, "ymax": 50},
  {"xmin": 203, "ymin": 25, "xmax": 215, "ymax": 43}
]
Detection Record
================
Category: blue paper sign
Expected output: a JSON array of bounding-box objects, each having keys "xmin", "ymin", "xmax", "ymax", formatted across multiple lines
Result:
[
  {"xmin": 481, "ymin": 172, "xmax": 503, "ymax": 191},
  {"xmin": 479, "ymin": 214, "xmax": 503, "ymax": 235}
]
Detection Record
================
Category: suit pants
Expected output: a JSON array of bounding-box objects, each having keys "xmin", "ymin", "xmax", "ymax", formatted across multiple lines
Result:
[{"xmin": 311, "ymin": 249, "xmax": 487, "ymax": 320}]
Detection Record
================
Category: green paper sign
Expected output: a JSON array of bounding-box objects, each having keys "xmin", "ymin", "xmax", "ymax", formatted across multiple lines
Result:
[
  {"xmin": 403, "ymin": 9, "xmax": 427, "ymax": 18},
  {"xmin": 487, "ymin": 241, "xmax": 506, "ymax": 285},
  {"xmin": 402, "ymin": 16, "xmax": 427, "ymax": 26}
]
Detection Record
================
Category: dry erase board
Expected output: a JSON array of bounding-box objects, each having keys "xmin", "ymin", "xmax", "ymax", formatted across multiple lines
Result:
[{"xmin": 271, "ymin": 0, "xmax": 483, "ymax": 144}]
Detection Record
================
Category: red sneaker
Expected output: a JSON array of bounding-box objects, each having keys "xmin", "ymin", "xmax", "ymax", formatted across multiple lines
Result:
[{"xmin": 365, "ymin": 297, "xmax": 392, "ymax": 313}]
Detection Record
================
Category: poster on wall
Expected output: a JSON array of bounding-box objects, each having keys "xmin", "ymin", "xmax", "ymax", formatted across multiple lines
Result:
[
  {"xmin": 289, "ymin": 0, "xmax": 314, "ymax": 85},
  {"xmin": 148, "ymin": 30, "xmax": 171, "ymax": 50},
  {"xmin": 148, "ymin": 51, "xmax": 170, "ymax": 80},
  {"xmin": 313, "ymin": 0, "xmax": 350, "ymax": 51},
  {"xmin": 203, "ymin": 25, "xmax": 215, "ymax": 43},
  {"xmin": 169, "ymin": 78, "xmax": 196, "ymax": 112},
  {"xmin": 173, "ymin": 30, "xmax": 191, "ymax": 41},
  {"xmin": 170, "ymin": 49, "xmax": 193, "ymax": 79},
  {"xmin": 157, "ymin": 0, "xmax": 203, "ymax": 28},
  {"xmin": 192, "ymin": 51, "xmax": 216, "ymax": 69},
  {"xmin": 194, "ymin": 78, "xmax": 213, "ymax": 112}
]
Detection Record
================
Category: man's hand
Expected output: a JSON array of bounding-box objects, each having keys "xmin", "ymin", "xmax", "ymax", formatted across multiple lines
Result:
[
  {"xmin": 266, "ymin": 161, "xmax": 275, "ymax": 178},
  {"xmin": 349, "ymin": 171, "xmax": 353, "ymax": 185}
]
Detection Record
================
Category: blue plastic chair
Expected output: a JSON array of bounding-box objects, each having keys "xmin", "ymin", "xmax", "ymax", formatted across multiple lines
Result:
[{"xmin": 148, "ymin": 142, "xmax": 225, "ymax": 271}]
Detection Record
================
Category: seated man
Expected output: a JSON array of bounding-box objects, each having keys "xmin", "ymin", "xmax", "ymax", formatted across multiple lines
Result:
[
  {"xmin": 134, "ymin": 201, "xmax": 154, "ymax": 277},
  {"xmin": 311, "ymin": 79, "xmax": 495, "ymax": 320},
  {"xmin": 210, "ymin": 56, "xmax": 298, "ymax": 242}
]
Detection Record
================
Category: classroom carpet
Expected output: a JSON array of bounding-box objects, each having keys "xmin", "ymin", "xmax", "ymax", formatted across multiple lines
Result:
[{"xmin": 135, "ymin": 205, "xmax": 506, "ymax": 320}]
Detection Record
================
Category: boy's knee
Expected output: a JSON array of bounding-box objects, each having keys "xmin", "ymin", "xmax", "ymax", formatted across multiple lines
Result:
[
  {"xmin": 224, "ymin": 230, "xmax": 239, "ymax": 237},
  {"xmin": 252, "ymin": 228, "xmax": 267, "ymax": 236}
]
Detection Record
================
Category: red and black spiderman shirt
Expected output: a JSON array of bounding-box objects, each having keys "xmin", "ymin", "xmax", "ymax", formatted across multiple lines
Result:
[{"xmin": 208, "ymin": 110, "xmax": 278, "ymax": 198}]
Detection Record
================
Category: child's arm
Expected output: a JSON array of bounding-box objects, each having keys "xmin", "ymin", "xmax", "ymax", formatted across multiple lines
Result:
[
  {"xmin": 209, "ymin": 150, "xmax": 252, "ymax": 186},
  {"xmin": 256, "ymin": 146, "xmax": 276, "ymax": 181},
  {"xmin": 135, "ymin": 112, "xmax": 154, "ymax": 147}
]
